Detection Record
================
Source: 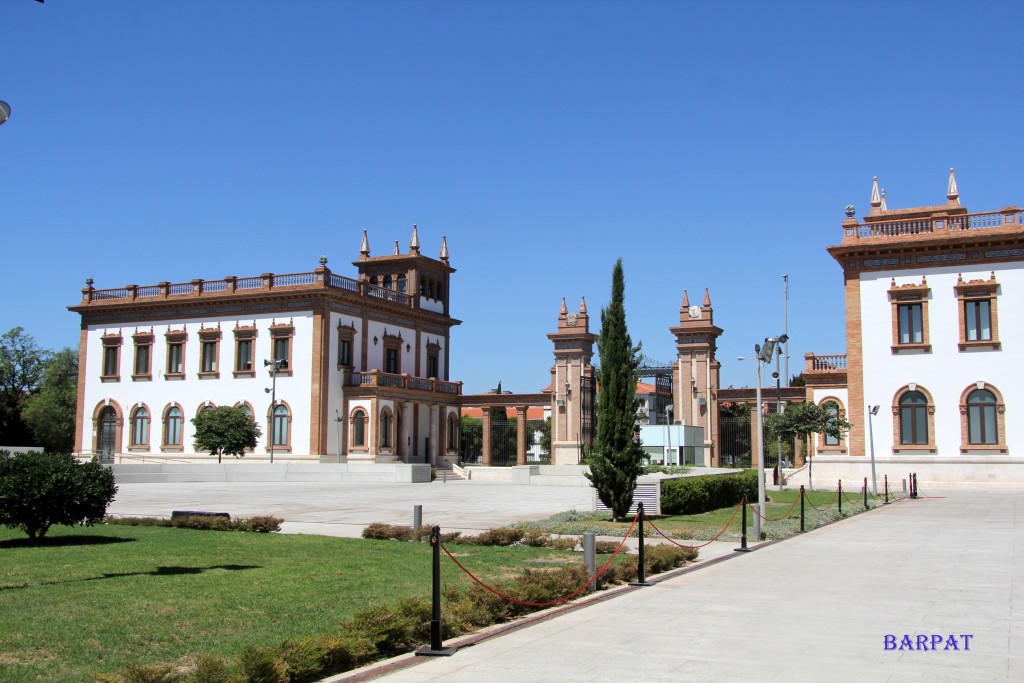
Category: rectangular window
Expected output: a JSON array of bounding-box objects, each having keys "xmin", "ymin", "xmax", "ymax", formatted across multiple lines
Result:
[
  {"xmin": 167, "ymin": 342, "xmax": 183, "ymax": 375},
  {"xmin": 339, "ymin": 338, "xmax": 352, "ymax": 367},
  {"xmin": 236, "ymin": 339, "xmax": 253, "ymax": 371},
  {"xmin": 101, "ymin": 334, "xmax": 122, "ymax": 380},
  {"xmin": 269, "ymin": 323, "xmax": 294, "ymax": 375},
  {"xmin": 103, "ymin": 346, "xmax": 119, "ymax": 377},
  {"xmin": 427, "ymin": 353, "xmax": 438, "ymax": 379},
  {"xmin": 965, "ymin": 300, "xmax": 992, "ymax": 341},
  {"xmin": 201, "ymin": 341, "xmax": 217, "ymax": 372},
  {"xmin": 898, "ymin": 304, "xmax": 923, "ymax": 344},
  {"xmin": 134, "ymin": 344, "xmax": 150, "ymax": 376},
  {"xmin": 385, "ymin": 348, "xmax": 398, "ymax": 374},
  {"xmin": 274, "ymin": 337, "xmax": 290, "ymax": 366}
]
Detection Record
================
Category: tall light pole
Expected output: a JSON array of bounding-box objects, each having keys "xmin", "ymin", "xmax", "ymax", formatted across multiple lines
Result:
[
  {"xmin": 264, "ymin": 358, "xmax": 287, "ymax": 463},
  {"xmin": 868, "ymin": 404, "xmax": 879, "ymax": 494},
  {"xmin": 773, "ymin": 339, "xmax": 786, "ymax": 490},
  {"xmin": 782, "ymin": 274, "xmax": 789, "ymax": 388},
  {"xmin": 335, "ymin": 409, "xmax": 344, "ymax": 464}
]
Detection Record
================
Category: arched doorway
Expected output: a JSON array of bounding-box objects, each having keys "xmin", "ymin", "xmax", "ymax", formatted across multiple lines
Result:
[{"xmin": 98, "ymin": 406, "xmax": 117, "ymax": 463}]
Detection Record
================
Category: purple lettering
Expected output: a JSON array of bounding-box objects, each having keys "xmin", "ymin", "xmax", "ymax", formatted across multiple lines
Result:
[
  {"xmin": 961, "ymin": 634, "xmax": 973, "ymax": 651},
  {"xmin": 931, "ymin": 635, "xmax": 943, "ymax": 650},
  {"xmin": 900, "ymin": 635, "xmax": 914, "ymax": 650},
  {"xmin": 944, "ymin": 635, "xmax": 959, "ymax": 651},
  {"xmin": 916, "ymin": 634, "xmax": 929, "ymax": 650},
  {"xmin": 884, "ymin": 635, "xmax": 896, "ymax": 650}
]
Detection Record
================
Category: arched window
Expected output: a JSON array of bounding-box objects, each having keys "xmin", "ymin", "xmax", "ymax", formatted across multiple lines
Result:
[
  {"xmin": 397, "ymin": 275, "xmax": 406, "ymax": 293},
  {"xmin": 369, "ymin": 276, "xmax": 378, "ymax": 287},
  {"xmin": 351, "ymin": 409, "xmax": 367, "ymax": 448},
  {"xmin": 131, "ymin": 406, "xmax": 149, "ymax": 447},
  {"xmin": 383, "ymin": 275, "xmax": 393, "ymax": 289},
  {"xmin": 164, "ymin": 406, "xmax": 182, "ymax": 447},
  {"xmin": 380, "ymin": 409, "xmax": 391, "ymax": 449},
  {"xmin": 898, "ymin": 391, "xmax": 928, "ymax": 445},
  {"xmin": 272, "ymin": 404, "xmax": 289, "ymax": 447},
  {"xmin": 966, "ymin": 389, "xmax": 998, "ymax": 445},
  {"xmin": 822, "ymin": 402, "xmax": 840, "ymax": 446},
  {"xmin": 446, "ymin": 413, "xmax": 459, "ymax": 451}
]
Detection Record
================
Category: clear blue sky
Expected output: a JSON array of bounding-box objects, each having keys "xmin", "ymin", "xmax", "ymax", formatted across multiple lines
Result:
[{"xmin": 3, "ymin": 0, "xmax": 1022, "ymax": 395}]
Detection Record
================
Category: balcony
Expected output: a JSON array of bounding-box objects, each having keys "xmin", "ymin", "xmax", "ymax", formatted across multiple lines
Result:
[
  {"xmin": 804, "ymin": 353, "xmax": 847, "ymax": 387},
  {"xmin": 76, "ymin": 267, "xmax": 416, "ymax": 310},
  {"xmin": 348, "ymin": 370, "xmax": 462, "ymax": 397},
  {"xmin": 842, "ymin": 208, "xmax": 1023, "ymax": 243}
]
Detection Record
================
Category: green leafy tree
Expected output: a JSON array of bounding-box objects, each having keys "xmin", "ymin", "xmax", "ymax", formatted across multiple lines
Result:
[
  {"xmin": 585, "ymin": 259, "xmax": 646, "ymax": 521},
  {"xmin": 191, "ymin": 406, "xmax": 262, "ymax": 463},
  {"xmin": 764, "ymin": 401, "xmax": 851, "ymax": 447},
  {"xmin": 21, "ymin": 348, "xmax": 78, "ymax": 453},
  {"xmin": 0, "ymin": 451, "xmax": 117, "ymax": 541},
  {"xmin": 538, "ymin": 416, "xmax": 552, "ymax": 457},
  {"xmin": 0, "ymin": 327, "xmax": 51, "ymax": 446}
]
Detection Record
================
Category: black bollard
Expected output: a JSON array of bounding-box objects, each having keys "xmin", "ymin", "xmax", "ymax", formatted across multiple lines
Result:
[
  {"xmin": 863, "ymin": 477, "xmax": 869, "ymax": 509},
  {"xmin": 734, "ymin": 497, "xmax": 751, "ymax": 552},
  {"xmin": 630, "ymin": 502, "xmax": 652, "ymax": 586},
  {"xmin": 416, "ymin": 526, "xmax": 456, "ymax": 657},
  {"xmin": 838, "ymin": 480, "xmax": 843, "ymax": 515},
  {"xmin": 884, "ymin": 474, "xmax": 890, "ymax": 504},
  {"xmin": 799, "ymin": 485, "xmax": 805, "ymax": 532},
  {"xmin": 911, "ymin": 472, "xmax": 918, "ymax": 499}
]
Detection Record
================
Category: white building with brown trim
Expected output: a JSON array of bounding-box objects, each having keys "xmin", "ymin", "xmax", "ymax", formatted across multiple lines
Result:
[
  {"xmin": 803, "ymin": 170, "xmax": 1024, "ymax": 485},
  {"xmin": 70, "ymin": 227, "xmax": 464, "ymax": 465}
]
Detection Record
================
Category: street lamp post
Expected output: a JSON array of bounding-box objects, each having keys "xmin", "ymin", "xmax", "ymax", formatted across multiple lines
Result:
[
  {"xmin": 335, "ymin": 409, "xmax": 344, "ymax": 464},
  {"xmin": 868, "ymin": 404, "xmax": 880, "ymax": 495},
  {"xmin": 774, "ymin": 342, "xmax": 785, "ymax": 491},
  {"xmin": 264, "ymin": 358, "xmax": 287, "ymax": 463}
]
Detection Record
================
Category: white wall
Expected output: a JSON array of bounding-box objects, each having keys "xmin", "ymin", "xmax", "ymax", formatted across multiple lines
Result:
[
  {"xmin": 859, "ymin": 262, "xmax": 1024, "ymax": 456},
  {"xmin": 82, "ymin": 311, "xmax": 313, "ymax": 456}
]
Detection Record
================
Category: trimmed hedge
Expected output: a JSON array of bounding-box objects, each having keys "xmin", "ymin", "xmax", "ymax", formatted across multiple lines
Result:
[
  {"xmin": 106, "ymin": 515, "xmax": 284, "ymax": 533},
  {"xmin": 660, "ymin": 469, "xmax": 759, "ymax": 515}
]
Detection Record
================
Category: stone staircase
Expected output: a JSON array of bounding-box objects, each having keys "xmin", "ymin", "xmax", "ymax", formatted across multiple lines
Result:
[{"xmin": 435, "ymin": 463, "xmax": 468, "ymax": 481}]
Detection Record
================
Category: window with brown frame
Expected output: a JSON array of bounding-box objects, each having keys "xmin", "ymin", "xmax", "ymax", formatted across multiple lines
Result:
[
  {"xmin": 165, "ymin": 330, "xmax": 186, "ymax": 379},
  {"xmin": 269, "ymin": 322, "xmax": 294, "ymax": 375},
  {"xmin": 101, "ymin": 333, "xmax": 122, "ymax": 381},
  {"xmin": 132, "ymin": 332, "xmax": 153, "ymax": 380},
  {"xmin": 955, "ymin": 272, "xmax": 1000, "ymax": 351},
  {"xmin": 959, "ymin": 383, "xmax": 1007, "ymax": 453},
  {"xmin": 891, "ymin": 385, "xmax": 936, "ymax": 453},
  {"xmin": 337, "ymin": 322, "xmax": 355, "ymax": 369},
  {"xmin": 198, "ymin": 327, "xmax": 221, "ymax": 378},
  {"xmin": 350, "ymin": 408, "xmax": 368, "ymax": 449},
  {"xmin": 382, "ymin": 333, "xmax": 402, "ymax": 374},
  {"xmin": 426, "ymin": 341, "xmax": 440, "ymax": 379},
  {"xmin": 233, "ymin": 324, "xmax": 257, "ymax": 377},
  {"xmin": 888, "ymin": 278, "xmax": 931, "ymax": 353}
]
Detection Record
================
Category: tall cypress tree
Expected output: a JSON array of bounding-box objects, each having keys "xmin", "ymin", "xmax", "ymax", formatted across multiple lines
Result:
[{"xmin": 585, "ymin": 259, "xmax": 645, "ymax": 521}]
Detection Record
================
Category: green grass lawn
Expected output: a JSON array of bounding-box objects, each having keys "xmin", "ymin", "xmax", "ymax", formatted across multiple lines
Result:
[
  {"xmin": 513, "ymin": 487, "xmax": 889, "ymax": 541},
  {"xmin": 0, "ymin": 524, "xmax": 580, "ymax": 683}
]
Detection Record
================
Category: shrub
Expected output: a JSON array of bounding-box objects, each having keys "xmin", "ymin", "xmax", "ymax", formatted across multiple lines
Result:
[
  {"xmin": 462, "ymin": 527, "xmax": 525, "ymax": 546},
  {"xmin": 232, "ymin": 516, "xmax": 283, "ymax": 533},
  {"xmin": 185, "ymin": 654, "xmax": 233, "ymax": 683},
  {"xmin": 660, "ymin": 469, "xmax": 759, "ymax": 516},
  {"xmin": 106, "ymin": 516, "xmax": 173, "ymax": 527},
  {"xmin": 361, "ymin": 523, "xmax": 413, "ymax": 541},
  {"xmin": 237, "ymin": 645, "xmax": 287, "ymax": 683},
  {"xmin": 171, "ymin": 515, "xmax": 232, "ymax": 531},
  {"xmin": 120, "ymin": 664, "xmax": 183, "ymax": 683},
  {"xmin": 342, "ymin": 597, "xmax": 431, "ymax": 657},
  {"xmin": 595, "ymin": 540, "xmax": 619, "ymax": 554},
  {"xmin": 0, "ymin": 451, "xmax": 118, "ymax": 540},
  {"xmin": 521, "ymin": 529, "xmax": 550, "ymax": 547}
]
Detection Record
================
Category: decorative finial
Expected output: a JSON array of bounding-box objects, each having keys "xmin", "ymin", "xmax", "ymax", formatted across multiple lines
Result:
[
  {"xmin": 85, "ymin": 277, "xmax": 94, "ymax": 287},
  {"xmin": 410, "ymin": 224, "xmax": 421, "ymax": 254},
  {"xmin": 703, "ymin": 288, "xmax": 712, "ymax": 307},
  {"xmin": 559, "ymin": 297, "xmax": 567, "ymax": 315},
  {"xmin": 579, "ymin": 297, "xmax": 587, "ymax": 314},
  {"xmin": 439, "ymin": 235, "xmax": 449, "ymax": 263},
  {"xmin": 318, "ymin": 255, "xmax": 328, "ymax": 267},
  {"xmin": 359, "ymin": 230, "xmax": 370, "ymax": 258},
  {"xmin": 947, "ymin": 167, "xmax": 959, "ymax": 204},
  {"xmin": 880, "ymin": 189, "xmax": 887, "ymax": 212},
  {"xmin": 393, "ymin": 240, "xmax": 400, "ymax": 256},
  {"xmin": 844, "ymin": 205, "xmax": 856, "ymax": 218},
  {"xmin": 681, "ymin": 290, "xmax": 690, "ymax": 309},
  {"xmin": 870, "ymin": 176, "xmax": 881, "ymax": 208}
]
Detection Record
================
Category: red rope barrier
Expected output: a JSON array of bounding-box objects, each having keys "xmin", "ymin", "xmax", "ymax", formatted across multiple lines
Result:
[
  {"xmin": 802, "ymin": 488, "xmax": 837, "ymax": 513},
  {"xmin": 840, "ymin": 488, "xmax": 861, "ymax": 506},
  {"xmin": 745, "ymin": 494, "xmax": 802, "ymax": 522},
  {"xmin": 440, "ymin": 514, "xmax": 640, "ymax": 608},
  {"xmin": 645, "ymin": 500, "xmax": 743, "ymax": 549}
]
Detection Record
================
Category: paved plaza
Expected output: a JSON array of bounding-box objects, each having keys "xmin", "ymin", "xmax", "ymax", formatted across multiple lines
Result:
[
  {"xmin": 107, "ymin": 479, "xmax": 597, "ymax": 538},
  {"xmin": 109, "ymin": 481, "xmax": 1023, "ymax": 681}
]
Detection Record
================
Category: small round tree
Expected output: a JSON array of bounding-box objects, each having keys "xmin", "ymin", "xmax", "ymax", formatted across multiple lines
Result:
[
  {"xmin": 0, "ymin": 451, "xmax": 118, "ymax": 541},
  {"xmin": 191, "ymin": 405, "xmax": 262, "ymax": 463}
]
